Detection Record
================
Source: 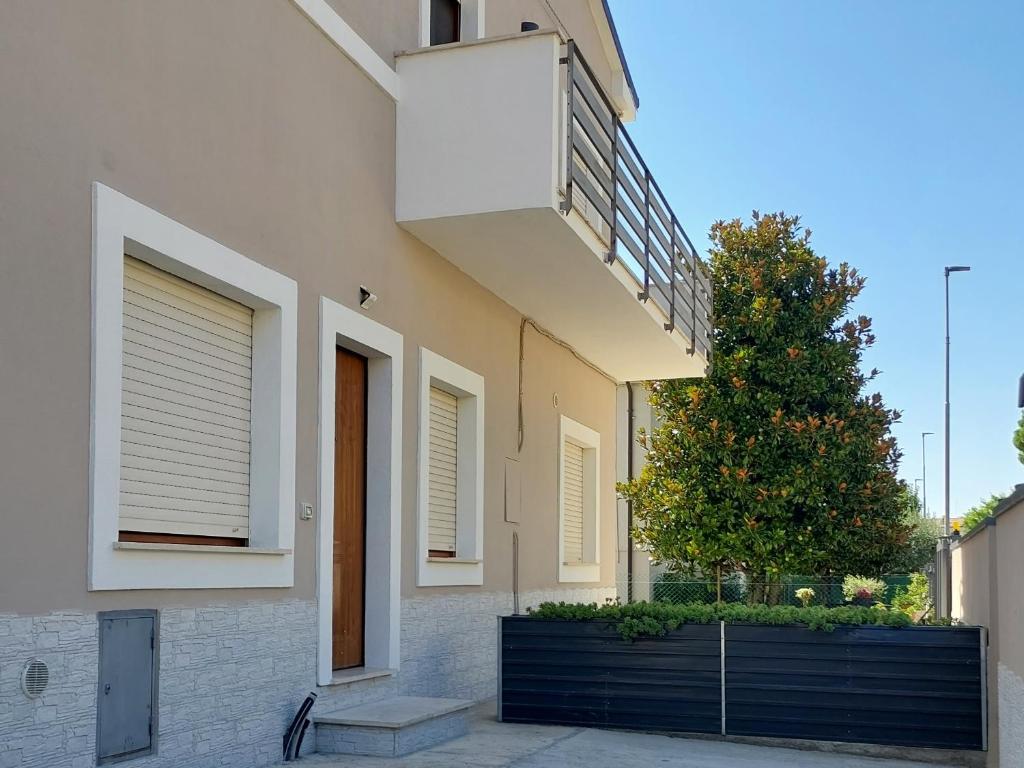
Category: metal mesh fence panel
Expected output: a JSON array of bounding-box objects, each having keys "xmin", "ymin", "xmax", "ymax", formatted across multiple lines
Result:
[{"xmin": 631, "ymin": 575, "xmax": 915, "ymax": 607}]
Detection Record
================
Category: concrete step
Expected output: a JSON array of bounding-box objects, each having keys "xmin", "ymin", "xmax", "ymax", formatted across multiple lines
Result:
[{"xmin": 313, "ymin": 695, "xmax": 474, "ymax": 757}]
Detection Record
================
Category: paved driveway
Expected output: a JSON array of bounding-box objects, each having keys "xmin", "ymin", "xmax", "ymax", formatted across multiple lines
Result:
[{"xmin": 293, "ymin": 704, "xmax": 942, "ymax": 768}]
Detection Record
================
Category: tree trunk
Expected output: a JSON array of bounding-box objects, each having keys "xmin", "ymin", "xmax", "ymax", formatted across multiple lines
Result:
[{"xmin": 747, "ymin": 575, "xmax": 766, "ymax": 605}]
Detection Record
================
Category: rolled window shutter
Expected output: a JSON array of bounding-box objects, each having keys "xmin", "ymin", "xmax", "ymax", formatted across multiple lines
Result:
[
  {"xmin": 428, "ymin": 386, "xmax": 458, "ymax": 553},
  {"xmin": 119, "ymin": 256, "xmax": 253, "ymax": 540},
  {"xmin": 563, "ymin": 440, "xmax": 585, "ymax": 563}
]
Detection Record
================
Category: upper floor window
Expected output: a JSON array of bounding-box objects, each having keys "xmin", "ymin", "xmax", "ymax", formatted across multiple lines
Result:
[
  {"xmin": 421, "ymin": 0, "xmax": 483, "ymax": 48},
  {"xmin": 430, "ymin": 0, "xmax": 460, "ymax": 45}
]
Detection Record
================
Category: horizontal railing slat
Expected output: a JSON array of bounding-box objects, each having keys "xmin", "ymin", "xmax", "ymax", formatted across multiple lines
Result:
[
  {"xmin": 570, "ymin": 167, "xmax": 613, "ymax": 229},
  {"xmin": 571, "ymin": 69, "xmax": 615, "ymax": 141},
  {"xmin": 572, "ymin": 140, "xmax": 614, "ymax": 199},
  {"xmin": 563, "ymin": 39, "xmax": 713, "ymax": 357},
  {"xmin": 571, "ymin": 95, "xmax": 613, "ymax": 167}
]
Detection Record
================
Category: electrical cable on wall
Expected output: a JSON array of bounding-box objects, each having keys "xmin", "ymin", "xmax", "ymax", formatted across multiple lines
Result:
[{"xmin": 517, "ymin": 316, "xmax": 615, "ymax": 454}]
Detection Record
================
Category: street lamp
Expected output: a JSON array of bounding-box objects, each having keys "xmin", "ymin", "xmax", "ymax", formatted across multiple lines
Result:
[
  {"xmin": 944, "ymin": 266, "xmax": 970, "ymax": 537},
  {"xmin": 921, "ymin": 432, "xmax": 933, "ymax": 517}
]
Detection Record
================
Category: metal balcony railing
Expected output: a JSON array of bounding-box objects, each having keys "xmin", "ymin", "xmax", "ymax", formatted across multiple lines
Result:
[{"xmin": 560, "ymin": 40, "xmax": 713, "ymax": 361}]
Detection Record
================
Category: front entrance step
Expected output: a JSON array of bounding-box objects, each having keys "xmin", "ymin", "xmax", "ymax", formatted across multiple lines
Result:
[{"xmin": 313, "ymin": 696, "xmax": 473, "ymax": 757}]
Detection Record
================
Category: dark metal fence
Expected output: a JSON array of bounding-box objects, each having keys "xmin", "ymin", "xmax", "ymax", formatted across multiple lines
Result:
[
  {"xmin": 561, "ymin": 40, "xmax": 713, "ymax": 360},
  {"xmin": 499, "ymin": 617, "xmax": 986, "ymax": 752},
  {"xmin": 499, "ymin": 618, "xmax": 722, "ymax": 733},
  {"xmin": 726, "ymin": 624, "xmax": 985, "ymax": 750}
]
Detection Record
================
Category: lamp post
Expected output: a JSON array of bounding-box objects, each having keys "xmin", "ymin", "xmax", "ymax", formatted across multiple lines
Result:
[
  {"xmin": 944, "ymin": 266, "xmax": 970, "ymax": 537},
  {"xmin": 921, "ymin": 432, "xmax": 933, "ymax": 517},
  {"xmin": 937, "ymin": 266, "xmax": 970, "ymax": 620}
]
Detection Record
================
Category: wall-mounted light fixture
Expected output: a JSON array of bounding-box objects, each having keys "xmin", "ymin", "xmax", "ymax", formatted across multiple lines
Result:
[{"xmin": 359, "ymin": 286, "xmax": 377, "ymax": 310}]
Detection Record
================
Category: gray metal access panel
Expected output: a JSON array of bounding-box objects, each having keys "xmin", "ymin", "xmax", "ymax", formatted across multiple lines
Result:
[{"xmin": 97, "ymin": 610, "xmax": 158, "ymax": 763}]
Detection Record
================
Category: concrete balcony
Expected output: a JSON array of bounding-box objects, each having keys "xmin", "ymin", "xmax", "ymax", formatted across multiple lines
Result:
[{"xmin": 396, "ymin": 32, "xmax": 711, "ymax": 382}]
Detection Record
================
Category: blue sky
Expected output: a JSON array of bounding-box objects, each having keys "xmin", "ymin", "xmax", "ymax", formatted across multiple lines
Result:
[{"xmin": 609, "ymin": 0, "xmax": 1024, "ymax": 518}]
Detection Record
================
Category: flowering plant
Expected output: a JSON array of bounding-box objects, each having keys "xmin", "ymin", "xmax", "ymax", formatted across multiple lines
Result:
[
  {"xmin": 795, "ymin": 587, "xmax": 815, "ymax": 607},
  {"xmin": 842, "ymin": 575, "xmax": 886, "ymax": 603}
]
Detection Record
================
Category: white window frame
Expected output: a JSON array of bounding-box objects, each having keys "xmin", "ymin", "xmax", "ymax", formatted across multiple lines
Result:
[
  {"xmin": 89, "ymin": 182, "xmax": 297, "ymax": 590},
  {"xmin": 418, "ymin": 0, "xmax": 486, "ymax": 47},
  {"xmin": 416, "ymin": 348, "xmax": 484, "ymax": 586},
  {"xmin": 316, "ymin": 297, "xmax": 403, "ymax": 683},
  {"xmin": 559, "ymin": 415, "xmax": 600, "ymax": 583}
]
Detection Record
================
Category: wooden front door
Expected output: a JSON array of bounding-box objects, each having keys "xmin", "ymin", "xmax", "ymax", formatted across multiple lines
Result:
[{"xmin": 333, "ymin": 347, "xmax": 367, "ymax": 670}]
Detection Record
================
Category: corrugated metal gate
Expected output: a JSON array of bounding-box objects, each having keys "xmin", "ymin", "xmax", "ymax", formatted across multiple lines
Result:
[{"xmin": 499, "ymin": 617, "xmax": 986, "ymax": 752}]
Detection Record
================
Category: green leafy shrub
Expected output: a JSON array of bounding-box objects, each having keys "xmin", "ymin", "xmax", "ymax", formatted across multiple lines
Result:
[
  {"xmin": 842, "ymin": 575, "xmax": 886, "ymax": 603},
  {"xmin": 962, "ymin": 493, "xmax": 1006, "ymax": 534},
  {"xmin": 890, "ymin": 572, "xmax": 929, "ymax": 615},
  {"xmin": 795, "ymin": 587, "xmax": 815, "ymax": 607},
  {"xmin": 525, "ymin": 600, "xmax": 911, "ymax": 641}
]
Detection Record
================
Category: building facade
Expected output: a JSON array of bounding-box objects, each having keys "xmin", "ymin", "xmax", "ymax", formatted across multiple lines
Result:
[{"xmin": 0, "ymin": 2, "xmax": 711, "ymax": 766}]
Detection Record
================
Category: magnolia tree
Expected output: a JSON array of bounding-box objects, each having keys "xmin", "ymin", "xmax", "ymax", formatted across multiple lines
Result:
[{"xmin": 621, "ymin": 213, "xmax": 909, "ymax": 597}]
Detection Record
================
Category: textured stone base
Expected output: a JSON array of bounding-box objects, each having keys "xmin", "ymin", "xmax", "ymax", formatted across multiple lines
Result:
[
  {"xmin": 999, "ymin": 662, "xmax": 1024, "ymax": 768},
  {"xmin": 0, "ymin": 586, "xmax": 612, "ymax": 767},
  {"xmin": 399, "ymin": 586, "xmax": 615, "ymax": 701},
  {"xmin": 0, "ymin": 600, "xmax": 394, "ymax": 768}
]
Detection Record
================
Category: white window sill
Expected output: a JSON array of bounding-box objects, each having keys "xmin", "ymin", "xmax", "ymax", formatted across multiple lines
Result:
[
  {"xmin": 558, "ymin": 562, "xmax": 601, "ymax": 584},
  {"xmin": 426, "ymin": 557, "xmax": 482, "ymax": 564},
  {"xmin": 320, "ymin": 667, "xmax": 394, "ymax": 688},
  {"xmin": 113, "ymin": 542, "xmax": 292, "ymax": 556}
]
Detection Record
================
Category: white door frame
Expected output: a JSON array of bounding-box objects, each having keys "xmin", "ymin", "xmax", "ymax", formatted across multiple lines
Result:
[{"xmin": 317, "ymin": 296, "xmax": 403, "ymax": 684}]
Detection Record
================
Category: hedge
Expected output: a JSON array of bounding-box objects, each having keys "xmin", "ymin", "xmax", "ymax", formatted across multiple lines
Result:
[{"xmin": 525, "ymin": 600, "xmax": 911, "ymax": 640}]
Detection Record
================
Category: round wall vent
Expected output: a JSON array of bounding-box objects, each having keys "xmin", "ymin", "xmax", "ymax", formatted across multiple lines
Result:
[{"xmin": 21, "ymin": 658, "xmax": 49, "ymax": 698}]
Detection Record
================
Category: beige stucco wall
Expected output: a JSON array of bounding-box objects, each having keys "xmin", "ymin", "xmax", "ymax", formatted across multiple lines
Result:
[
  {"xmin": 952, "ymin": 493, "xmax": 1024, "ymax": 768},
  {"xmin": 994, "ymin": 505, "xmax": 1024, "ymax": 768},
  {"xmin": 953, "ymin": 525, "xmax": 993, "ymax": 629},
  {"xmin": 0, "ymin": 0, "xmax": 622, "ymax": 614},
  {"xmin": 325, "ymin": 0, "xmax": 419, "ymax": 64},
  {"xmin": 994, "ymin": 505, "xmax": 1024, "ymax": 683},
  {"xmin": 952, "ymin": 524, "xmax": 999, "ymax": 765}
]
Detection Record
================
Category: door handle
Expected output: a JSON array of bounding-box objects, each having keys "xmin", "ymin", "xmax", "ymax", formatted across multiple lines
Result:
[{"xmin": 104, "ymin": 683, "xmax": 111, "ymax": 695}]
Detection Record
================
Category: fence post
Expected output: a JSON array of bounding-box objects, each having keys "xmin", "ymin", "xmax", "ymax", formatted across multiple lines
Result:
[
  {"xmin": 496, "ymin": 616, "xmax": 503, "ymax": 722},
  {"xmin": 980, "ymin": 626, "xmax": 988, "ymax": 752},
  {"xmin": 935, "ymin": 537, "xmax": 952, "ymax": 619},
  {"xmin": 606, "ymin": 121, "xmax": 619, "ymax": 265},
  {"xmin": 720, "ymin": 620, "xmax": 726, "ymax": 736},
  {"xmin": 641, "ymin": 171, "xmax": 651, "ymax": 299},
  {"xmin": 560, "ymin": 41, "xmax": 575, "ymax": 215}
]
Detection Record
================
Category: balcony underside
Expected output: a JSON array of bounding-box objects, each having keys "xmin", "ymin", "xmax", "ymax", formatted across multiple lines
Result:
[{"xmin": 401, "ymin": 206, "xmax": 708, "ymax": 382}]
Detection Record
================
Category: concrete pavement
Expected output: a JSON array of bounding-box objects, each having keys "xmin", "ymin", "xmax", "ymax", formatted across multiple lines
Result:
[{"xmin": 289, "ymin": 702, "xmax": 948, "ymax": 768}]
